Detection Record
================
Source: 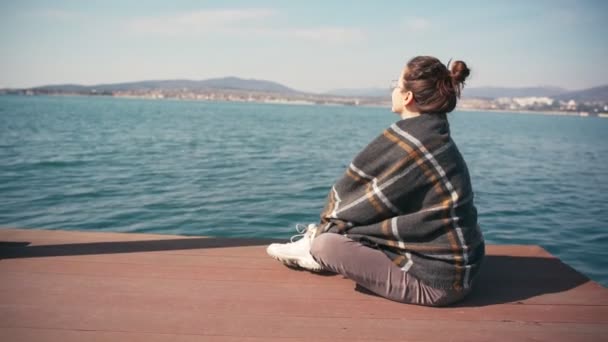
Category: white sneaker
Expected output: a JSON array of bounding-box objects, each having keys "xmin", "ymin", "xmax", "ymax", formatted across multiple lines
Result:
[{"xmin": 266, "ymin": 224, "xmax": 324, "ymax": 272}]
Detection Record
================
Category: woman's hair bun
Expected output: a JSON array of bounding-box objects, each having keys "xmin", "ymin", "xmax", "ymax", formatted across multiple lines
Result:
[{"xmin": 450, "ymin": 60, "xmax": 470, "ymax": 85}]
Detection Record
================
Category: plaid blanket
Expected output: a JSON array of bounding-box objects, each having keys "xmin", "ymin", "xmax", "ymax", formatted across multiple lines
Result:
[{"xmin": 314, "ymin": 113, "xmax": 485, "ymax": 291}]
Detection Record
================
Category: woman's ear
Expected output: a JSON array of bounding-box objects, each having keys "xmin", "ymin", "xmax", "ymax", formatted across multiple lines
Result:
[{"xmin": 403, "ymin": 91, "xmax": 414, "ymax": 107}]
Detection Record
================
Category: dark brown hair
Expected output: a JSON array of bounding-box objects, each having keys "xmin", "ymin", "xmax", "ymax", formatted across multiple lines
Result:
[{"xmin": 402, "ymin": 56, "xmax": 470, "ymax": 114}]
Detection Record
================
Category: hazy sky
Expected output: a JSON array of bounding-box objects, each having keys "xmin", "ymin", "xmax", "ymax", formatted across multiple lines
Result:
[{"xmin": 1, "ymin": 0, "xmax": 607, "ymax": 92}]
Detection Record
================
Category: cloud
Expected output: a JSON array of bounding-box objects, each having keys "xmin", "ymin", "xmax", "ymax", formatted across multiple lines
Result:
[
  {"xmin": 126, "ymin": 9, "xmax": 364, "ymax": 44},
  {"xmin": 127, "ymin": 9, "xmax": 277, "ymax": 35},
  {"xmin": 287, "ymin": 27, "xmax": 365, "ymax": 43},
  {"xmin": 403, "ymin": 17, "xmax": 431, "ymax": 31}
]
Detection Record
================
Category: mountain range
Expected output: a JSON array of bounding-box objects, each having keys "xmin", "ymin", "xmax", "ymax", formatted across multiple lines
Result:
[
  {"xmin": 4, "ymin": 77, "xmax": 607, "ymax": 102},
  {"xmin": 327, "ymin": 85, "xmax": 608, "ymax": 101},
  {"xmin": 29, "ymin": 77, "xmax": 299, "ymax": 95}
]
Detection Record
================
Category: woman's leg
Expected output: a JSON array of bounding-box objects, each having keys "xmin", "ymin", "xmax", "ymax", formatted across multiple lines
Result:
[{"xmin": 310, "ymin": 232, "xmax": 468, "ymax": 306}]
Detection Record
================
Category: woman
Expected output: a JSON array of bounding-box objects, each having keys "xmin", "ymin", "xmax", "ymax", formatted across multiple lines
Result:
[{"xmin": 267, "ymin": 56, "xmax": 485, "ymax": 307}]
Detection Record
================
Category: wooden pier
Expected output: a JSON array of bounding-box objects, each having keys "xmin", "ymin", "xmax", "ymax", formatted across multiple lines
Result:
[{"xmin": 1, "ymin": 227, "xmax": 606, "ymax": 341}]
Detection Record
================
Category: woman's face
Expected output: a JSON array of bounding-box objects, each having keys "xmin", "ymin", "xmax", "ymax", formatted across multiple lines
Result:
[{"xmin": 391, "ymin": 68, "xmax": 407, "ymax": 113}]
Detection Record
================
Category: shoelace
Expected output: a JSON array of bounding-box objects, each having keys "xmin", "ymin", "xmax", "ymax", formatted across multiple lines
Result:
[{"xmin": 290, "ymin": 223, "xmax": 312, "ymax": 243}]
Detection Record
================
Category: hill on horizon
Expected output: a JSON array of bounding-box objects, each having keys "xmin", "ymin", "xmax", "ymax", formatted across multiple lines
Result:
[
  {"xmin": 28, "ymin": 77, "xmax": 299, "ymax": 95},
  {"xmin": 462, "ymin": 86, "xmax": 568, "ymax": 99},
  {"xmin": 553, "ymin": 85, "xmax": 608, "ymax": 102},
  {"xmin": 4, "ymin": 77, "xmax": 607, "ymax": 102}
]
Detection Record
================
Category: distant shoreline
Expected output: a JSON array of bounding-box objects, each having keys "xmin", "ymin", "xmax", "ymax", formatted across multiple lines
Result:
[
  {"xmin": 2, "ymin": 93, "xmax": 606, "ymax": 118},
  {"xmin": 456, "ymin": 107, "xmax": 586, "ymax": 117}
]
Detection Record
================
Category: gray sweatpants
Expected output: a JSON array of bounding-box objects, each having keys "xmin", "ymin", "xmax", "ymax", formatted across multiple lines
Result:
[{"xmin": 309, "ymin": 232, "xmax": 471, "ymax": 307}]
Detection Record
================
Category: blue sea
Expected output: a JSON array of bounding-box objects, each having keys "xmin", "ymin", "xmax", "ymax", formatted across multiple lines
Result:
[{"xmin": 1, "ymin": 95, "xmax": 607, "ymax": 286}]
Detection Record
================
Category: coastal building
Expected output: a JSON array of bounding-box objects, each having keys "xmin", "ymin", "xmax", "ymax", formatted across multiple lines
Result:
[
  {"xmin": 566, "ymin": 100, "xmax": 577, "ymax": 111},
  {"xmin": 512, "ymin": 97, "xmax": 554, "ymax": 107}
]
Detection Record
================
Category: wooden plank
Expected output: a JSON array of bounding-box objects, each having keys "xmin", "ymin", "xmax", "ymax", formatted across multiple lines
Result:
[
  {"xmin": 1, "ymin": 273, "xmax": 606, "ymax": 324},
  {"xmin": 0, "ymin": 258, "xmax": 326, "ymax": 283},
  {"xmin": 0, "ymin": 227, "xmax": 554, "ymax": 257},
  {"xmin": 1, "ymin": 305, "xmax": 606, "ymax": 341},
  {"xmin": 0, "ymin": 255, "xmax": 597, "ymax": 289},
  {"xmin": 2, "ymin": 259, "xmax": 606, "ymax": 306},
  {"xmin": 0, "ymin": 250, "xmax": 278, "ymax": 269},
  {"xmin": 0, "ymin": 243, "xmax": 551, "ymax": 282},
  {"xmin": 2, "ymin": 228, "xmax": 604, "ymax": 306},
  {"xmin": 1, "ymin": 227, "xmax": 607, "ymax": 341},
  {"xmin": 0, "ymin": 328, "xmax": 358, "ymax": 342},
  {"xmin": 2, "ymin": 258, "xmax": 607, "ymax": 320},
  {"xmin": 0, "ymin": 227, "xmax": 193, "ymax": 242},
  {"xmin": 0, "ymin": 237, "xmax": 280, "ymax": 260},
  {"xmin": 1, "ymin": 255, "xmax": 607, "ymax": 306}
]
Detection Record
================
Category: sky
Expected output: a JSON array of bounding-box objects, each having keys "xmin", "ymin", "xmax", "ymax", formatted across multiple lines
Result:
[{"xmin": 1, "ymin": 0, "xmax": 607, "ymax": 93}]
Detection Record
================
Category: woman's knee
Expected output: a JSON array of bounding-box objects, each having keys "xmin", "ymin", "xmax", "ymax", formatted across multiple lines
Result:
[{"xmin": 310, "ymin": 233, "xmax": 342, "ymax": 262}]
